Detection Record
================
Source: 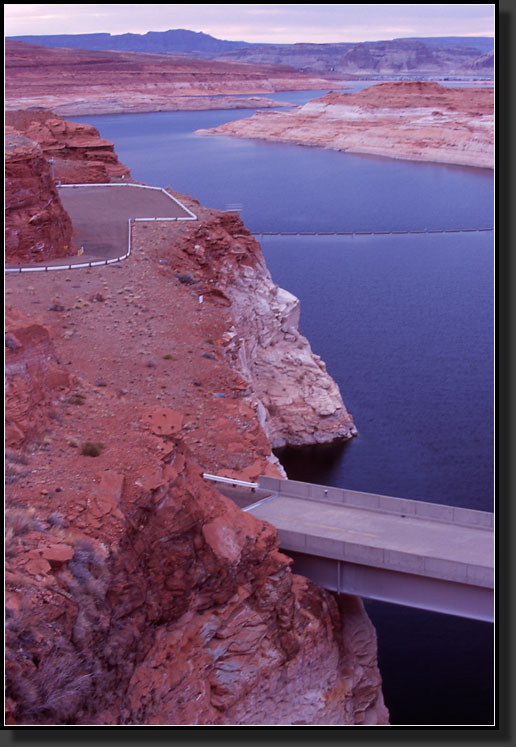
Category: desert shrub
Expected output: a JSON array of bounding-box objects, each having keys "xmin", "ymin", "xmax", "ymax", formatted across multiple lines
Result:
[
  {"xmin": 6, "ymin": 641, "xmax": 94, "ymax": 724},
  {"xmin": 5, "ymin": 449, "xmax": 30, "ymax": 484},
  {"xmin": 175, "ymin": 271, "xmax": 196, "ymax": 285},
  {"xmin": 67, "ymin": 391, "xmax": 87, "ymax": 406},
  {"xmin": 162, "ymin": 353, "xmax": 177, "ymax": 361},
  {"xmin": 80, "ymin": 442, "xmax": 104, "ymax": 457},
  {"xmin": 68, "ymin": 538, "xmax": 108, "ymax": 600},
  {"xmin": 5, "ymin": 508, "xmax": 36, "ymax": 536},
  {"xmin": 5, "ymin": 463, "xmax": 29, "ymax": 485},
  {"xmin": 5, "ymin": 449, "xmax": 29, "ymax": 466},
  {"xmin": 47, "ymin": 511, "xmax": 67, "ymax": 529}
]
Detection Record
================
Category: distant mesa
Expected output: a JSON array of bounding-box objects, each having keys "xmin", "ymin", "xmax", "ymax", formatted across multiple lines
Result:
[{"xmin": 6, "ymin": 29, "xmax": 494, "ymax": 79}]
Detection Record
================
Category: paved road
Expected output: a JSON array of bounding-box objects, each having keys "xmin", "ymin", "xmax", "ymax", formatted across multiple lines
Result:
[{"xmin": 249, "ymin": 492, "xmax": 493, "ymax": 585}]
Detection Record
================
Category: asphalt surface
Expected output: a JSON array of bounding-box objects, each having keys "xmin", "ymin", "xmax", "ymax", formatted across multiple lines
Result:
[
  {"xmin": 58, "ymin": 184, "xmax": 195, "ymax": 260},
  {"xmin": 249, "ymin": 493, "xmax": 494, "ymax": 578}
]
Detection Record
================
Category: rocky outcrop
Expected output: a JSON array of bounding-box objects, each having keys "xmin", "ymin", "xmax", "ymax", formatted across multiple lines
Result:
[
  {"xmin": 5, "ymin": 430, "xmax": 388, "ymax": 725},
  {"xmin": 5, "ymin": 262, "xmax": 383, "ymax": 724},
  {"xmin": 176, "ymin": 212, "xmax": 356, "ymax": 448},
  {"xmin": 4, "ymin": 41, "xmax": 345, "ymax": 116},
  {"xmin": 5, "ymin": 307, "xmax": 71, "ymax": 449},
  {"xmin": 5, "ymin": 110, "xmax": 131, "ymax": 183},
  {"xmin": 197, "ymin": 81, "xmax": 494, "ymax": 169},
  {"xmin": 5, "ymin": 130, "xmax": 75, "ymax": 263}
]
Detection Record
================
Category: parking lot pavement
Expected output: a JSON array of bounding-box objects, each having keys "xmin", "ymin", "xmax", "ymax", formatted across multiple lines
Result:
[{"xmin": 58, "ymin": 184, "xmax": 196, "ymax": 260}]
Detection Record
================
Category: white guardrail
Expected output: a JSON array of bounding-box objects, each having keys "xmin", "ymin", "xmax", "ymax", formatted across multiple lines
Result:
[
  {"xmin": 5, "ymin": 183, "xmax": 197, "ymax": 274},
  {"xmin": 203, "ymin": 473, "xmax": 259, "ymax": 490}
]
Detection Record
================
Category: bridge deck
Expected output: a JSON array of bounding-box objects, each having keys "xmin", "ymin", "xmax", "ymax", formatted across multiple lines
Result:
[
  {"xmin": 204, "ymin": 475, "xmax": 494, "ymax": 620},
  {"xmin": 252, "ymin": 496, "xmax": 493, "ymax": 575},
  {"xmin": 250, "ymin": 481, "xmax": 494, "ymax": 588}
]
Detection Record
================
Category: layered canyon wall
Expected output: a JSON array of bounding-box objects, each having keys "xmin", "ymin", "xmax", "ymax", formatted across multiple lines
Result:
[
  {"xmin": 4, "ymin": 41, "xmax": 343, "ymax": 116},
  {"xmin": 7, "ymin": 30, "xmax": 493, "ymax": 79},
  {"xmin": 197, "ymin": 81, "xmax": 494, "ymax": 169},
  {"xmin": 5, "ymin": 110, "xmax": 131, "ymax": 184}
]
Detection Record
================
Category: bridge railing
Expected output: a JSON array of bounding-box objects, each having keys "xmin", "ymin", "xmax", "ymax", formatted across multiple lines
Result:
[
  {"xmin": 258, "ymin": 476, "xmax": 493, "ymax": 529},
  {"xmin": 203, "ymin": 473, "xmax": 258, "ymax": 490}
]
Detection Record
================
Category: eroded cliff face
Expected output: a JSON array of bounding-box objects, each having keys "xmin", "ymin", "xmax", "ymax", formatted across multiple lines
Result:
[
  {"xmin": 176, "ymin": 212, "xmax": 356, "ymax": 448},
  {"xmin": 5, "ymin": 131, "xmax": 75, "ymax": 264},
  {"xmin": 197, "ymin": 81, "xmax": 494, "ymax": 169},
  {"xmin": 5, "ymin": 130, "xmax": 386, "ymax": 725},
  {"xmin": 5, "ymin": 307, "xmax": 72, "ymax": 449},
  {"xmin": 5, "ymin": 110, "xmax": 131, "ymax": 184}
]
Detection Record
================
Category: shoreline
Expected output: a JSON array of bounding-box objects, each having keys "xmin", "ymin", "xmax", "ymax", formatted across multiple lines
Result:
[
  {"xmin": 4, "ymin": 94, "xmax": 297, "ymax": 117},
  {"xmin": 196, "ymin": 126, "xmax": 495, "ymax": 170},
  {"xmin": 195, "ymin": 82, "xmax": 494, "ymax": 171}
]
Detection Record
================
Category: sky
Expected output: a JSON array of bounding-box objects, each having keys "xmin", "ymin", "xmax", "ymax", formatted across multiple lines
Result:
[{"xmin": 4, "ymin": 4, "xmax": 496, "ymax": 45}]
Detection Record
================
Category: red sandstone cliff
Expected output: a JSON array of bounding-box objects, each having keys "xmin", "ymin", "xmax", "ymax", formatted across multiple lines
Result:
[
  {"xmin": 5, "ymin": 131, "xmax": 75, "ymax": 264},
  {"xmin": 197, "ymin": 81, "xmax": 494, "ymax": 169},
  {"xmin": 5, "ymin": 110, "xmax": 131, "ymax": 184},
  {"xmin": 5, "ymin": 177, "xmax": 387, "ymax": 724}
]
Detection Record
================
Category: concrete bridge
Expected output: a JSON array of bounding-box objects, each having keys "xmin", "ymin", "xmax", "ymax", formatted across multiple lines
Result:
[{"xmin": 204, "ymin": 474, "xmax": 494, "ymax": 623}]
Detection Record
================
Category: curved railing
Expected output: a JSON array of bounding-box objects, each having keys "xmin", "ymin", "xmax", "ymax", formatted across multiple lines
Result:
[{"xmin": 5, "ymin": 183, "xmax": 197, "ymax": 274}]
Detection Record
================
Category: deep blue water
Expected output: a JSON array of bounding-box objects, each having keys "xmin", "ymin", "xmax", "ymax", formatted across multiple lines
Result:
[
  {"xmin": 71, "ymin": 94, "xmax": 494, "ymax": 726},
  {"xmin": 263, "ymin": 231, "xmax": 494, "ymax": 511},
  {"xmin": 72, "ymin": 99, "xmax": 494, "ymax": 235}
]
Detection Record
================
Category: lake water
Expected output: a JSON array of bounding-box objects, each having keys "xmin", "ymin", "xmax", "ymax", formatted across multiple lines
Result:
[{"xmin": 71, "ymin": 89, "xmax": 494, "ymax": 726}]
